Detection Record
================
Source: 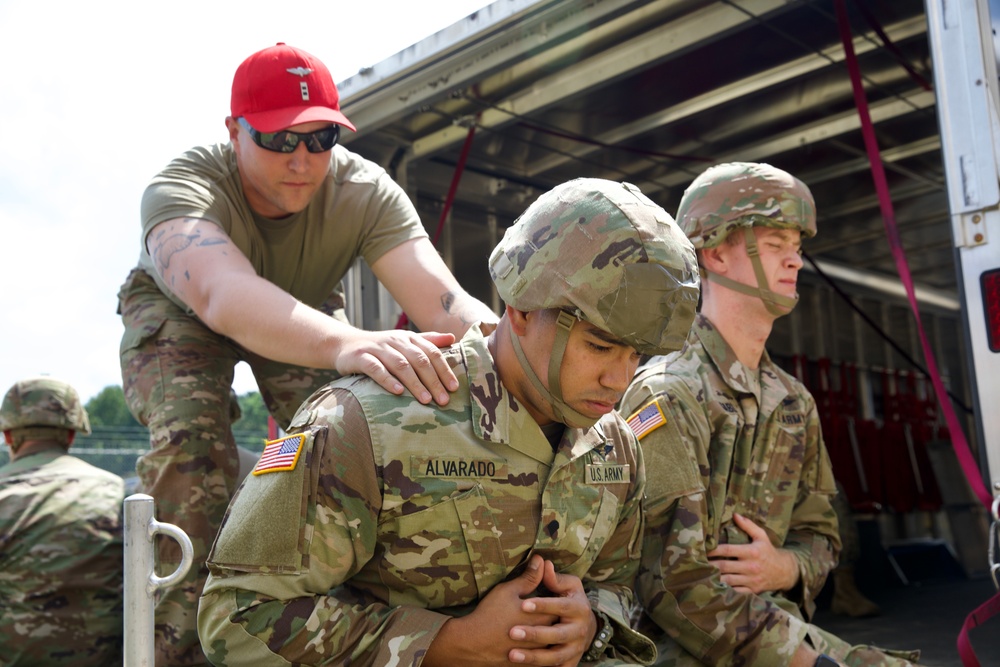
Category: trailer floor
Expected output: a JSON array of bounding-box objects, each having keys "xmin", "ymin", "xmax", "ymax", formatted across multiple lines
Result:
[{"xmin": 813, "ymin": 575, "xmax": 1000, "ymax": 666}]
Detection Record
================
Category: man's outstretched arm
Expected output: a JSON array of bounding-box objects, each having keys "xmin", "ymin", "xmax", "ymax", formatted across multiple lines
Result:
[
  {"xmin": 371, "ymin": 237, "xmax": 499, "ymax": 337},
  {"xmin": 147, "ymin": 216, "xmax": 459, "ymax": 405}
]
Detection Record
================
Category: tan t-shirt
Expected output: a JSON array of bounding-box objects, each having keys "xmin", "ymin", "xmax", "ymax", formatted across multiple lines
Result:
[{"xmin": 136, "ymin": 143, "xmax": 427, "ymax": 313}]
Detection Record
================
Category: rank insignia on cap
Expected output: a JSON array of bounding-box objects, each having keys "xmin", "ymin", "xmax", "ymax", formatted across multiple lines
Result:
[
  {"xmin": 253, "ymin": 434, "xmax": 305, "ymax": 475},
  {"xmin": 626, "ymin": 400, "xmax": 666, "ymax": 440}
]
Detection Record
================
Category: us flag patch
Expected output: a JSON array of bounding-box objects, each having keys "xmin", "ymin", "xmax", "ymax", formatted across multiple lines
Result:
[
  {"xmin": 626, "ymin": 401, "xmax": 666, "ymax": 440},
  {"xmin": 252, "ymin": 434, "xmax": 305, "ymax": 475}
]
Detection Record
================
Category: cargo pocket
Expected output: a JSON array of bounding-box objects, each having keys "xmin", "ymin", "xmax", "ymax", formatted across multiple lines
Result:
[
  {"xmin": 381, "ymin": 485, "xmax": 501, "ymax": 607},
  {"xmin": 117, "ymin": 271, "xmax": 178, "ymax": 422},
  {"xmin": 118, "ymin": 269, "xmax": 171, "ymax": 358}
]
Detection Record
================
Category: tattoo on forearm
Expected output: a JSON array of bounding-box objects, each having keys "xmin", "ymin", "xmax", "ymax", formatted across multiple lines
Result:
[
  {"xmin": 441, "ymin": 291, "xmax": 475, "ymax": 326},
  {"xmin": 441, "ymin": 291, "xmax": 456, "ymax": 313}
]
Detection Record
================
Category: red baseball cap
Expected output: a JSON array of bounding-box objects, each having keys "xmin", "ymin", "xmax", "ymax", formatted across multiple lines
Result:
[{"xmin": 231, "ymin": 43, "xmax": 356, "ymax": 133}]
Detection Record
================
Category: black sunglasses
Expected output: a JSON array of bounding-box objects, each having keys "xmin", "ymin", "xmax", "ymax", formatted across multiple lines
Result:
[{"xmin": 237, "ymin": 117, "xmax": 340, "ymax": 154}]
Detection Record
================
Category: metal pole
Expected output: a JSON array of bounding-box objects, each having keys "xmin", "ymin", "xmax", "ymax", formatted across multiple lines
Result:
[{"xmin": 124, "ymin": 493, "xmax": 194, "ymax": 667}]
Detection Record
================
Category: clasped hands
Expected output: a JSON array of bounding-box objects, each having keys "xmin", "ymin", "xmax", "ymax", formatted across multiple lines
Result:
[{"xmin": 424, "ymin": 554, "xmax": 598, "ymax": 667}]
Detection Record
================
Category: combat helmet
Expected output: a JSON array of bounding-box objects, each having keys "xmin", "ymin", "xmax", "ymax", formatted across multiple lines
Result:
[
  {"xmin": 490, "ymin": 178, "xmax": 700, "ymax": 427},
  {"xmin": 676, "ymin": 161, "xmax": 816, "ymax": 315},
  {"xmin": 0, "ymin": 377, "xmax": 91, "ymax": 447}
]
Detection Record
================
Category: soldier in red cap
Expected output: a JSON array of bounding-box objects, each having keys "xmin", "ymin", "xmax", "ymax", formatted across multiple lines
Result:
[{"xmin": 115, "ymin": 43, "xmax": 497, "ymax": 666}]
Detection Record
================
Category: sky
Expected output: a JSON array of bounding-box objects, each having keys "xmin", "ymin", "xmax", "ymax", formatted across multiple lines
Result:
[{"xmin": 0, "ymin": 0, "xmax": 492, "ymax": 403}]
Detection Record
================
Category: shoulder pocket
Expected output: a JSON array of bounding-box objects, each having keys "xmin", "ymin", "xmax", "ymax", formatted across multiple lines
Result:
[
  {"xmin": 640, "ymin": 397, "xmax": 704, "ymax": 508},
  {"xmin": 208, "ymin": 430, "xmax": 320, "ymax": 574}
]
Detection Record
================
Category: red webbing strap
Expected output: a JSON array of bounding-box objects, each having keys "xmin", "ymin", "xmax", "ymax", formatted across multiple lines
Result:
[
  {"xmin": 958, "ymin": 589, "xmax": 1000, "ymax": 666},
  {"xmin": 834, "ymin": 0, "xmax": 992, "ymax": 510},
  {"xmin": 395, "ymin": 120, "xmax": 478, "ymax": 330},
  {"xmin": 835, "ymin": 3, "xmax": 997, "ymax": 660}
]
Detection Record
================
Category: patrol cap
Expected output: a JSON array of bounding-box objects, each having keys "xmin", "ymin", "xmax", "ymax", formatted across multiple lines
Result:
[
  {"xmin": 676, "ymin": 161, "xmax": 817, "ymax": 248},
  {"xmin": 489, "ymin": 178, "xmax": 700, "ymax": 355},
  {"xmin": 231, "ymin": 42, "xmax": 356, "ymax": 133},
  {"xmin": 0, "ymin": 376, "xmax": 91, "ymax": 435}
]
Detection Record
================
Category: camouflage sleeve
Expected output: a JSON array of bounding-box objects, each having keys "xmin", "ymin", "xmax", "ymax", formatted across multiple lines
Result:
[
  {"xmin": 198, "ymin": 388, "xmax": 450, "ymax": 666},
  {"xmin": 636, "ymin": 385, "xmax": 810, "ymax": 666},
  {"xmin": 583, "ymin": 419, "xmax": 657, "ymax": 665},
  {"xmin": 781, "ymin": 395, "xmax": 841, "ymax": 619}
]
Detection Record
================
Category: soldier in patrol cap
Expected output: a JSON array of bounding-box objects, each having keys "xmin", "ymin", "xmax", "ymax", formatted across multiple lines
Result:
[
  {"xmin": 0, "ymin": 376, "xmax": 125, "ymax": 666},
  {"xmin": 198, "ymin": 177, "xmax": 700, "ymax": 666},
  {"xmin": 119, "ymin": 42, "xmax": 499, "ymax": 665},
  {"xmin": 620, "ymin": 162, "xmax": 918, "ymax": 667}
]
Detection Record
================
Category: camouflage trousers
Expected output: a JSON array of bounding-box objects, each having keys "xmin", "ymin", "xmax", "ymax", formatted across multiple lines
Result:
[
  {"xmin": 645, "ymin": 616, "xmax": 920, "ymax": 666},
  {"xmin": 117, "ymin": 269, "xmax": 342, "ymax": 666}
]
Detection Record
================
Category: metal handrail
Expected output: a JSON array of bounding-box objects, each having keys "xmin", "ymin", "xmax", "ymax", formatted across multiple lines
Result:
[{"xmin": 124, "ymin": 493, "xmax": 194, "ymax": 667}]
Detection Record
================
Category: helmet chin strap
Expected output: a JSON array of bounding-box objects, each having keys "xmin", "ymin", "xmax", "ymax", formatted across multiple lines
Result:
[
  {"xmin": 509, "ymin": 310, "xmax": 599, "ymax": 429},
  {"xmin": 703, "ymin": 226, "xmax": 799, "ymax": 316}
]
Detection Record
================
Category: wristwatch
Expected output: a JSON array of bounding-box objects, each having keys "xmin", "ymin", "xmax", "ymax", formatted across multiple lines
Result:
[
  {"xmin": 582, "ymin": 611, "xmax": 614, "ymax": 662},
  {"xmin": 815, "ymin": 654, "xmax": 839, "ymax": 667}
]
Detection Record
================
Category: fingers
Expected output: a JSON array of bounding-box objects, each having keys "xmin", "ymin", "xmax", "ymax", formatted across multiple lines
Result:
[
  {"xmin": 511, "ymin": 619, "xmax": 579, "ymax": 646},
  {"xmin": 419, "ymin": 331, "xmax": 458, "ymax": 348},
  {"xmin": 732, "ymin": 513, "xmax": 766, "ymax": 540},
  {"xmin": 508, "ymin": 643, "xmax": 579, "ymax": 665},
  {"xmin": 538, "ymin": 559, "xmax": 579, "ymax": 596},
  {"xmin": 711, "ymin": 557, "xmax": 738, "ymax": 576},
  {"xmin": 509, "ymin": 564, "xmax": 592, "ymax": 665},
  {"xmin": 339, "ymin": 331, "xmax": 459, "ymax": 406},
  {"xmin": 716, "ymin": 566, "xmax": 753, "ymax": 591},
  {"xmin": 514, "ymin": 554, "xmax": 546, "ymax": 595},
  {"xmin": 707, "ymin": 544, "xmax": 737, "ymax": 560},
  {"xmin": 390, "ymin": 332, "xmax": 458, "ymax": 405},
  {"xmin": 508, "ymin": 608, "xmax": 592, "ymax": 666},
  {"xmin": 520, "ymin": 562, "xmax": 587, "ymax": 616},
  {"xmin": 509, "ymin": 612, "xmax": 588, "ymax": 666}
]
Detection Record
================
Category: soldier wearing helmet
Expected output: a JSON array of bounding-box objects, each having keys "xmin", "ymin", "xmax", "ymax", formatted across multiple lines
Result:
[
  {"xmin": 620, "ymin": 163, "xmax": 918, "ymax": 667},
  {"xmin": 0, "ymin": 377, "xmax": 125, "ymax": 666},
  {"xmin": 677, "ymin": 161, "xmax": 817, "ymax": 316},
  {"xmin": 198, "ymin": 178, "xmax": 699, "ymax": 666}
]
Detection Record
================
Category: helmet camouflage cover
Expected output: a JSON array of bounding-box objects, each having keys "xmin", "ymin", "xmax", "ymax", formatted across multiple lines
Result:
[
  {"xmin": 490, "ymin": 178, "xmax": 700, "ymax": 356},
  {"xmin": 676, "ymin": 161, "xmax": 817, "ymax": 248},
  {"xmin": 0, "ymin": 376, "xmax": 92, "ymax": 434}
]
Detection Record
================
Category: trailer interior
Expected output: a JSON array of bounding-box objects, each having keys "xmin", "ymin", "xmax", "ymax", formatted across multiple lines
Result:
[{"xmin": 335, "ymin": 1, "xmax": 1000, "ymax": 661}]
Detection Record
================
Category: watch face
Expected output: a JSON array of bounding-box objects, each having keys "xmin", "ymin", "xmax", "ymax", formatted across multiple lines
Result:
[{"xmin": 816, "ymin": 656, "xmax": 839, "ymax": 667}]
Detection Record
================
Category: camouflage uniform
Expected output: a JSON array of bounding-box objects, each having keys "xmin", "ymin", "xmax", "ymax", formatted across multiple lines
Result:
[
  {"xmin": 621, "ymin": 315, "xmax": 839, "ymax": 663},
  {"xmin": 0, "ymin": 378, "xmax": 125, "ymax": 666},
  {"xmin": 198, "ymin": 177, "xmax": 701, "ymax": 666},
  {"xmin": 199, "ymin": 330, "xmax": 654, "ymax": 665},
  {"xmin": 621, "ymin": 162, "xmax": 918, "ymax": 666}
]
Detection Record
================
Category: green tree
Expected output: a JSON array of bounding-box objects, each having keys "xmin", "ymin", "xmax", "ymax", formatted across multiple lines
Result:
[
  {"xmin": 85, "ymin": 386, "xmax": 139, "ymax": 427},
  {"xmin": 236, "ymin": 391, "xmax": 270, "ymax": 434}
]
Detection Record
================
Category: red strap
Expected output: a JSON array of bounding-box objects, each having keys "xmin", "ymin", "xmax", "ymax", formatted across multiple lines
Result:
[
  {"xmin": 958, "ymin": 589, "xmax": 1000, "ymax": 666},
  {"xmin": 834, "ymin": 0, "xmax": 992, "ymax": 510}
]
